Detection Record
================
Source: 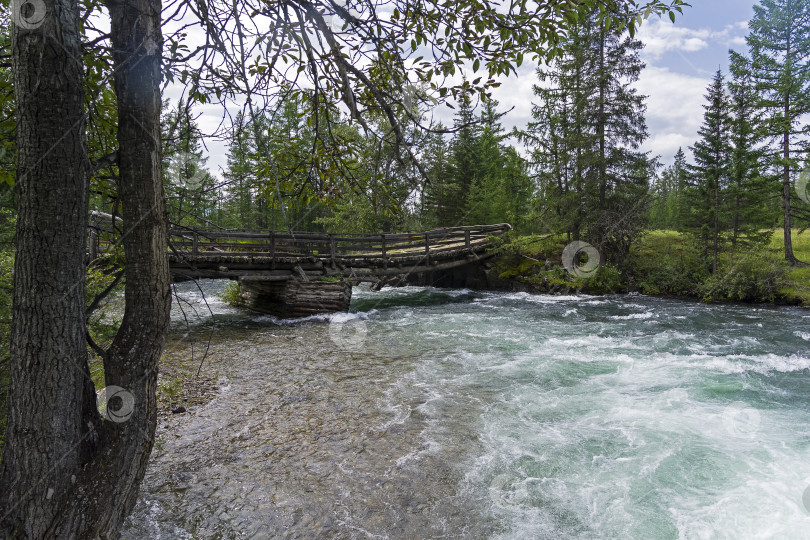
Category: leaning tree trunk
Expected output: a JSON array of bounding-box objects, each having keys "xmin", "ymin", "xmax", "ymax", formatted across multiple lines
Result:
[
  {"xmin": 54, "ymin": 0, "xmax": 170, "ymax": 535},
  {"xmin": 1, "ymin": 0, "xmax": 169, "ymax": 537},
  {"xmin": 0, "ymin": 0, "xmax": 97, "ymax": 536}
]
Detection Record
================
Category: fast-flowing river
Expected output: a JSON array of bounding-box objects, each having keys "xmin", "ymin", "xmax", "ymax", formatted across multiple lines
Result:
[{"xmin": 122, "ymin": 281, "xmax": 810, "ymax": 539}]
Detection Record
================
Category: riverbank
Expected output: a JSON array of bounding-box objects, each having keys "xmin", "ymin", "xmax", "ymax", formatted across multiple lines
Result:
[{"xmin": 488, "ymin": 229, "xmax": 810, "ymax": 306}]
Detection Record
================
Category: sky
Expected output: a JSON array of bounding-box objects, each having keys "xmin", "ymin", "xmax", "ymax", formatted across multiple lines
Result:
[
  {"xmin": 194, "ymin": 0, "xmax": 759, "ymax": 177},
  {"xmin": 484, "ymin": 0, "xmax": 758, "ymax": 167}
]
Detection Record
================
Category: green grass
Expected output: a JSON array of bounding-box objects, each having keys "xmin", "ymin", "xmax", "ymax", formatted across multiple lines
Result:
[
  {"xmin": 770, "ymin": 229, "xmax": 810, "ymax": 305},
  {"xmin": 493, "ymin": 229, "xmax": 810, "ymax": 305}
]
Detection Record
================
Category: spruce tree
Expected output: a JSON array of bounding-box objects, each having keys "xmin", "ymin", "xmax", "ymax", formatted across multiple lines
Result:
[
  {"xmin": 162, "ymin": 101, "xmax": 217, "ymax": 227},
  {"xmin": 523, "ymin": 6, "xmax": 652, "ymax": 259},
  {"xmin": 584, "ymin": 12, "xmax": 652, "ymax": 261},
  {"xmin": 466, "ymin": 98, "xmax": 507, "ymax": 225},
  {"xmin": 727, "ymin": 52, "xmax": 775, "ymax": 255},
  {"xmin": 686, "ymin": 70, "xmax": 733, "ymax": 274},
  {"xmin": 746, "ymin": 0, "xmax": 810, "ymax": 264},
  {"xmin": 420, "ymin": 127, "xmax": 452, "ymax": 228},
  {"xmin": 445, "ymin": 97, "xmax": 480, "ymax": 225},
  {"xmin": 523, "ymin": 19, "xmax": 597, "ymax": 239},
  {"xmin": 649, "ymin": 148, "xmax": 689, "ymax": 230},
  {"xmin": 672, "ymin": 147, "xmax": 690, "ymax": 230},
  {"xmin": 223, "ymin": 111, "xmax": 257, "ymax": 228}
]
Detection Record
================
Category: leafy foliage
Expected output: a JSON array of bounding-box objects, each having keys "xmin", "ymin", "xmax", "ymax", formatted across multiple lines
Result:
[{"xmin": 700, "ymin": 254, "xmax": 790, "ymax": 303}]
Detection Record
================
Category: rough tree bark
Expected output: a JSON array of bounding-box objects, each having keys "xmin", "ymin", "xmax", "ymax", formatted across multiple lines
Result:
[
  {"xmin": 0, "ymin": 0, "xmax": 96, "ymax": 535},
  {"xmin": 0, "ymin": 0, "xmax": 170, "ymax": 537}
]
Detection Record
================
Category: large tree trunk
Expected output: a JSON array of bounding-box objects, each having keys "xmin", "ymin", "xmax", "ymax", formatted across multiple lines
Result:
[
  {"xmin": 1, "ymin": 0, "xmax": 169, "ymax": 537},
  {"xmin": 0, "ymin": 0, "xmax": 97, "ymax": 535},
  {"xmin": 62, "ymin": 0, "xmax": 170, "ymax": 535}
]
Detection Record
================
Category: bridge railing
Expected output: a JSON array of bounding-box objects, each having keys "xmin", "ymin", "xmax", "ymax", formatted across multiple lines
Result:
[{"xmin": 166, "ymin": 224, "xmax": 511, "ymax": 259}]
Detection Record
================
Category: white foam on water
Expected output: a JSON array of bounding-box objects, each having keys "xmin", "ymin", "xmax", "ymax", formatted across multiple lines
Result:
[
  {"xmin": 611, "ymin": 311, "xmax": 655, "ymax": 320},
  {"xmin": 497, "ymin": 292, "xmax": 595, "ymax": 304},
  {"xmin": 446, "ymin": 296, "xmax": 810, "ymax": 539},
  {"xmin": 692, "ymin": 352, "xmax": 810, "ymax": 375},
  {"xmin": 545, "ymin": 335, "xmax": 646, "ymax": 351},
  {"xmin": 251, "ymin": 309, "xmax": 370, "ymax": 326}
]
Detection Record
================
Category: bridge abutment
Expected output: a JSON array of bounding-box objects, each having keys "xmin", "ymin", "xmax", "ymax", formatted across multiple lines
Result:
[{"xmin": 238, "ymin": 278, "xmax": 352, "ymax": 318}]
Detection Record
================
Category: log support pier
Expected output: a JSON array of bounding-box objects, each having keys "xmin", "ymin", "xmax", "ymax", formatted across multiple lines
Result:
[{"xmin": 238, "ymin": 277, "xmax": 352, "ymax": 318}]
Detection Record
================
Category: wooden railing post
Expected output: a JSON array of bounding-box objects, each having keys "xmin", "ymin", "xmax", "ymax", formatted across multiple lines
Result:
[
  {"xmin": 381, "ymin": 234, "xmax": 387, "ymax": 258},
  {"xmin": 465, "ymin": 229, "xmax": 471, "ymax": 250},
  {"xmin": 424, "ymin": 233, "xmax": 430, "ymax": 263},
  {"xmin": 192, "ymin": 231, "xmax": 198, "ymax": 256},
  {"xmin": 329, "ymin": 234, "xmax": 336, "ymax": 260},
  {"xmin": 269, "ymin": 232, "xmax": 276, "ymax": 267}
]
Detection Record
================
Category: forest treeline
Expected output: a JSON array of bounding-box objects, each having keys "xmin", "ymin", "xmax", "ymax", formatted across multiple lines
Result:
[{"xmin": 143, "ymin": 1, "xmax": 809, "ymax": 280}]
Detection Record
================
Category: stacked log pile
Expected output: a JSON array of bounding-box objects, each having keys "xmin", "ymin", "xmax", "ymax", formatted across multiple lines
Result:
[{"xmin": 238, "ymin": 278, "xmax": 352, "ymax": 318}]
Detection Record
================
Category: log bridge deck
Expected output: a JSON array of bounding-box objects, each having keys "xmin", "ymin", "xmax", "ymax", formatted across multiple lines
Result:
[{"xmin": 88, "ymin": 219, "xmax": 511, "ymax": 317}]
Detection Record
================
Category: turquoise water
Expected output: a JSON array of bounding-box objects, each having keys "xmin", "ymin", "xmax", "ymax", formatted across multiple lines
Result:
[{"xmin": 123, "ymin": 283, "xmax": 810, "ymax": 539}]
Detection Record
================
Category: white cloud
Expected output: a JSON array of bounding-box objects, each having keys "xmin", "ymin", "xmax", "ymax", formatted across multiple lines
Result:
[
  {"xmin": 637, "ymin": 20, "xmax": 711, "ymax": 59},
  {"xmin": 637, "ymin": 18, "xmax": 750, "ymax": 60},
  {"xmin": 729, "ymin": 36, "xmax": 747, "ymax": 47},
  {"xmin": 635, "ymin": 65, "xmax": 709, "ymax": 163}
]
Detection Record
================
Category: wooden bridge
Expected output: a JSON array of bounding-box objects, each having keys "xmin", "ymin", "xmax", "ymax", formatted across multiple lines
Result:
[{"xmin": 89, "ymin": 215, "xmax": 510, "ymax": 317}]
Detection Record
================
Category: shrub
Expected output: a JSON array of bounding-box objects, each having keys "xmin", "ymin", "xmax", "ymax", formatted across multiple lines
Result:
[
  {"xmin": 699, "ymin": 255, "xmax": 790, "ymax": 303},
  {"xmin": 633, "ymin": 257, "xmax": 707, "ymax": 297},
  {"xmin": 582, "ymin": 264, "xmax": 624, "ymax": 294},
  {"xmin": 221, "ymin": 281, "xmax": 243, "ymax": 306}
]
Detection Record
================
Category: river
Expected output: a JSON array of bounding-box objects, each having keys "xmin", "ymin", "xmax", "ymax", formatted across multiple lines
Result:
[{"xmin": 122, "ymin": 280, "xmax": 810, "ymax": 539}]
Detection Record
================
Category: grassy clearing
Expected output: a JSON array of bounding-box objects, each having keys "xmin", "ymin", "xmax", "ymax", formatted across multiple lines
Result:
[
  {"xmin": 770, "ymin": 229, "xmax": 810, "ymax": 305},
  {"xmin": 492, "ymin": 229, "xmax": 810, "ymax": 305}
]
